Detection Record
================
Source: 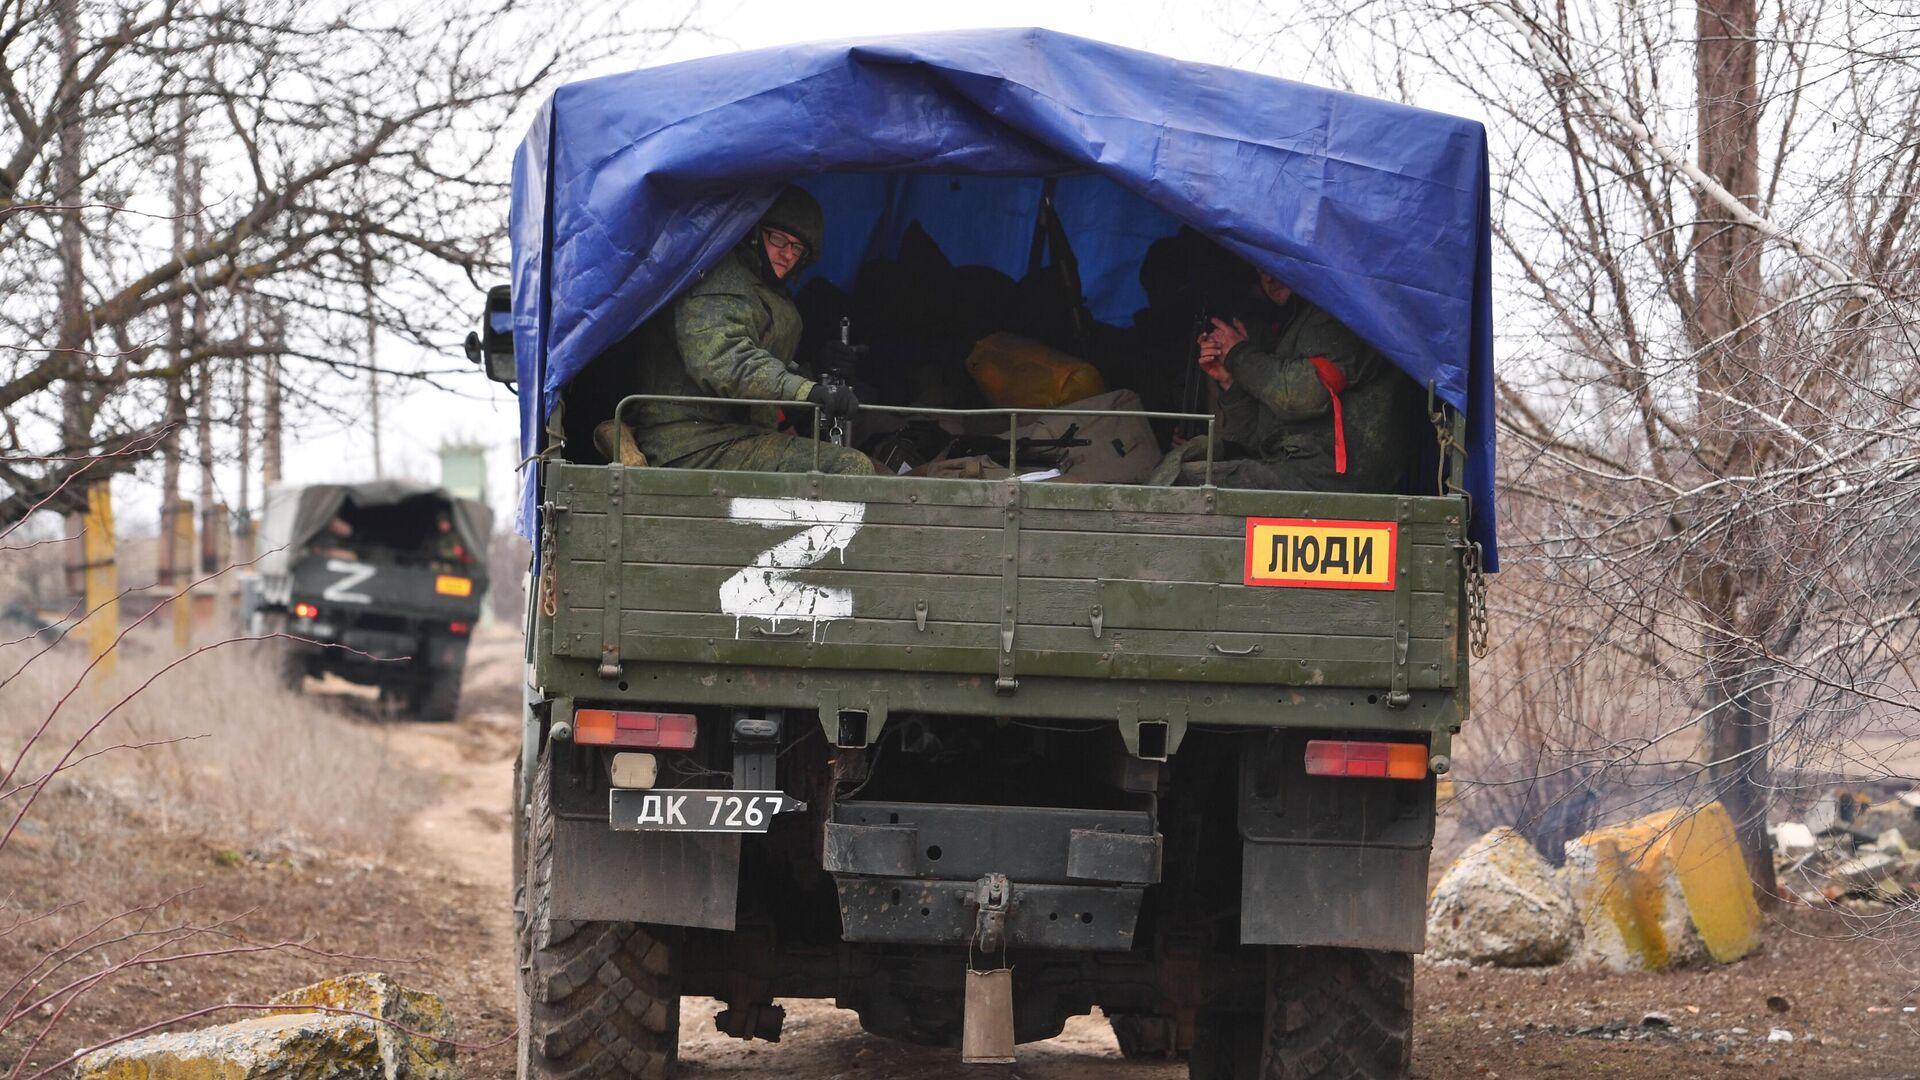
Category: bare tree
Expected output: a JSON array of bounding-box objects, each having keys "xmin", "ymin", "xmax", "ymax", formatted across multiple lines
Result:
[
  {"xmin": 0, "ymin": 0, "xmax": 697, "ymax": 528},
  {"xmin": 1253, "ymin": 0, "xmax": 1920, "ymax": 893}
]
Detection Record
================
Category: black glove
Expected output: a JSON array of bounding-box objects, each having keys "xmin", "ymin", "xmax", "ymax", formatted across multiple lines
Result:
[
  {"xmin": 814, "ymin": 340, "xmax": 863, "ymax": 381},
  {"xmin": 806, "ymin": 380, "xmax": 860, "ymax": 421}
]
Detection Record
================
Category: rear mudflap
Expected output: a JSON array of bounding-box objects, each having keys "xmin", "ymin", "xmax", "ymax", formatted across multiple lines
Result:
[{"xmin": 1237, "ymin": 729, "xmax": 1435, "ymax": 951}]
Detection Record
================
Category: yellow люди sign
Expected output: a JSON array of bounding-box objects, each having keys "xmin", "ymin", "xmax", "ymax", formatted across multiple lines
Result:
[{"xmin": 1242, "ymin": 518, "xmax": 1397, "ymax": 590}]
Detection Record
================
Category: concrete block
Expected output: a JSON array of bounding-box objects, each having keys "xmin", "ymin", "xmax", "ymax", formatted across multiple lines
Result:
[
  {"xmin": 1772, "ymin": 821, "xmax": 1816, "ymax": 854},
  {"xmin": 1853, "ymin": 800, "xmax": 1920, "ymax": 849},
  {"xmin": 1425, "ymin": 826, "xmax": 1579, "ymax": 966},
  {"xmin": 1867, "ymin": 829, "xmax": 1910, "ymax": 855},
  {"xmin": 1828, "ymin": 850, "xmax": 1899, "ymax": 890},
  {"xmin": 1563, "ymin": 802, "xmax": 1761, "ymax": 971},
  {"xmin": 74, "ymin": 973, "xmax": 453, "ymax": 1080}
]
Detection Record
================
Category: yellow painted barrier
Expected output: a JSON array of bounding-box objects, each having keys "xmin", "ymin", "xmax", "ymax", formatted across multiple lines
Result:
[
  {"xmin": 1563, "ymin": 801, "xmax": 1760, "ymax": 971},
  {"xmin": 1647, "ymin": 803, "xmax": 1764, "ymax": 963}
]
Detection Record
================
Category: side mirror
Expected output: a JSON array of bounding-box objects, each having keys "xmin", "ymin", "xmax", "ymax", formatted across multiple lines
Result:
[{"xmin": 464, "ymin": 284, "xmax": 516, "ymax": 387}]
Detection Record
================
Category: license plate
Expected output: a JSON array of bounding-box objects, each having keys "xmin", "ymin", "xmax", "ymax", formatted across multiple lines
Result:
[{"xmin": 609, "ymin": 789, "xmax": 807, "ymax": 833}]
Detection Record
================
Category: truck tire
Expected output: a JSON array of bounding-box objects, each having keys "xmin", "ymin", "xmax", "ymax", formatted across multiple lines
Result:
[
  {"xmin": 1190, "ymin": 947, "xmax": 1412, "ymax": 1080},
  {"xmin": 412, "ymin": 665, "xmax": 463, "ymax": 724},
  {"xmin": 515, "ymin": 749, "xmax": 682, "ymax": 1080}
]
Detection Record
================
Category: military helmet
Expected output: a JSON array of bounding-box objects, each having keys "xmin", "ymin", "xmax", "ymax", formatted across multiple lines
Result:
[{"xmin": 759, "ymin": 185, "xmax": 825, "ymax": 265}]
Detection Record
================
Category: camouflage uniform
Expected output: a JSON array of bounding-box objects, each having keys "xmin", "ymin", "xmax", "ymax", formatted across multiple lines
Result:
[
  {"xmin": 1151, "ymin": 297, "xmax": 1422, "ymax": 492},
  {"xmin": 627, "ymin": 191, "xmax": 874, "ymax": 477}
]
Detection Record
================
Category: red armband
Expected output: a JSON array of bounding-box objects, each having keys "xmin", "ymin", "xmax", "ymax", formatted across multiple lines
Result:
[{"xmin": 1306, "ymin": 356, "xmax": 1348, "ymax": 474}]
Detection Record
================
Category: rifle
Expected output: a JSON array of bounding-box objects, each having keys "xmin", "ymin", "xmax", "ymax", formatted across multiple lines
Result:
[
  {"xmin": 823, "ymin": 315, "xmax": 867, "ymax": 448},
  {"xmin": 1026, "ymin": 178, "xmax": 1091, "ymax": 360},
  {"xmin": 947, "ymin": 424, "xmax": 1091, "ymax": 471}
]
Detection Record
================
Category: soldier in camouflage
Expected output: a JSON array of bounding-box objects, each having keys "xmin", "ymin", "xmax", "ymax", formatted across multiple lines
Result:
[
  {"xmin": 627, "ymin": 186, "xmax": 873, "ymax": 475},
  {"xmin": 1151, "ymin": 270, "xmax": 1422, "ymax": 492}
]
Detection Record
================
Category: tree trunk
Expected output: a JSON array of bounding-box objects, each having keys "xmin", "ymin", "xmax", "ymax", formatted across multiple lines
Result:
[
  {"xmin": 262, "ymin": 306, "xmax": 283, "ymax": 489},
  {"xmin": 54, "ymin": 0, "xmax": 90, "ymax": 604},
  {"xmin": 361, "ymin": 240, "xmax": 384, "ymax": 479},
  {"xmin": 160, "ymin": 100, "xmax": 189, "ymax": 597},
  {"xmin": 188, "ymin": 156, "xmax": 222, "ymax": 631},
  {"xmin": 1692, "ymin": 0, "xmax": 1779, "ymax": 902},
  {"xmin": 235, "ymin": 317, "xmax": 254, "ymax": 564},
  {"xmin": 263, "ymin": 351, "xmax": 282, "ymax": 488}
]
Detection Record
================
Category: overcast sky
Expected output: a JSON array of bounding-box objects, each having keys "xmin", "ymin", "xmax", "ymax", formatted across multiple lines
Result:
[{"xmin": 245, "ymin": 0, "xmax": 1484, "ymax": 535}]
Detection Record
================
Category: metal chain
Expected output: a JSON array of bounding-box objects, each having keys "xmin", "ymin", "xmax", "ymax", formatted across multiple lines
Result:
[
  {"xmin": 538, "ymin": 500, "xmax": 562, "ymax": 619},
  {"xmin": 1464, "ymin": 541, "xmax": 1490, "ymax": 659}
]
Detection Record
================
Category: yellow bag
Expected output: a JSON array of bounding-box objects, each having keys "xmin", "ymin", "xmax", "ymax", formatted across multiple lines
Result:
[{"xmin": 963, "ymin": 332, "xmax": 1108, "ymax": 410}]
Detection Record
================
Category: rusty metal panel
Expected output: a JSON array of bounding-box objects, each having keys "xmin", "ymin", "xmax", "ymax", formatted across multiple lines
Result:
[
  {"xmin": 833, "ymin": 877, "xmax": 1142, "ymax": 950},
  {"xmin": 828, "ymin": 802, "xmax": 1157, "ymax": 885}
]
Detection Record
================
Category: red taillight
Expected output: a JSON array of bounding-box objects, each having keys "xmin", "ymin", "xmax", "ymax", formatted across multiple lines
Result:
[
  {"xmin": 1303, "ymin": 739, "xmax": 1427, "ymax": 780},
  {"xmin": 574, "ymin": 709, "xmax": 698, "ymax": 750},
  {"xmin": 293, "ymin": 602, "xmax": 319, "ymax": 619},
  {"xmin": 448, "ymin": 621, "xmax": 471, "ymax": 635}
]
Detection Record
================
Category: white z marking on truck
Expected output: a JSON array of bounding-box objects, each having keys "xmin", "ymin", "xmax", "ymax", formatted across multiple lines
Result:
[
  {"xmin": 719, "ymin": 498, "xmax": 865, "ymax": 642},
  {"xmin": 320, "ymin": 559, "xmax": 377, "ymax": 604}
]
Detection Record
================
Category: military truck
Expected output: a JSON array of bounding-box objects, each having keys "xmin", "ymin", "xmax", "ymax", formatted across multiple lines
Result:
[
  {"xmin": 485, "ymin": 31, "xmax": 1497, "ymax": 1080},
  {"xmin": 248, "ymin": 480, "xmax": 491, "ymax": 722}
]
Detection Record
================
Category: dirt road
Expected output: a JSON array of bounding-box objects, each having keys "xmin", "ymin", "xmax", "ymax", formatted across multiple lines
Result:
[{"xmin": 382, "ymin": 637, "xmax": 1920, "ymax": 1079}]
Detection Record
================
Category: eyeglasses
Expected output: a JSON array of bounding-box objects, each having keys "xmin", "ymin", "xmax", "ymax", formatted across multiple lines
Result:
[{"xmin": 761, "ymin": 229, "xmax": 809, "ymax": 259}]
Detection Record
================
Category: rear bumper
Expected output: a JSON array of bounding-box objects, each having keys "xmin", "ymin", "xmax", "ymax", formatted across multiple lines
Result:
[
  {"xmin": 824, "ymin": 801, "xmax": 1159, "ymax": 952},
  {"xmin": 337, "ymin": 627, "xmax": 420, "ymax": 661},
  {"xmin": 289, "ymin": 625, "xmax": 467, "ymax": 677}
]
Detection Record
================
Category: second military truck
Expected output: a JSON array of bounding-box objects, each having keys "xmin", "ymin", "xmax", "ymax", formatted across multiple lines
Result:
[{"xmin": 248, "ymin": 480, "xmax": 490, "ymax": 722}]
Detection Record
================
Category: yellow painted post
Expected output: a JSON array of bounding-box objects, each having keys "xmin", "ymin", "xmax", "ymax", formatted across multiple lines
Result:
[
  {"xmin": 81, "ymin": 484, "xmax": 119, "ymax": 674},
  {"xmin": 203, "ymin": 501, "xmax": 228, "ymax": 630},
  {"xmin": 234, "ymin": 511, "xmax": 256, "ymax": 566},
  {"xmin": 172, "ymin": 498, "xmax": 196, "ymax": 651}
]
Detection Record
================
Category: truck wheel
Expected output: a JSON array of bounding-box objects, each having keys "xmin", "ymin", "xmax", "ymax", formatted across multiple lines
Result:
[
  {"xmin": 1190, "ymin": 947, "xmax": 1412, "ymax": 1079},
  {"xmin": 516, "ymin": 749, "xmax": 682, "ymax": 1080},
  {"xmin": 412, "ymin": 665, "xmax": 464, "ymax": 724}
]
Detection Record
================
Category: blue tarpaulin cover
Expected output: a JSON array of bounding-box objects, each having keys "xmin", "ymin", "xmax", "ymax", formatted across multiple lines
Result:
[{"xmin": 510, "ymin": 27, "xmax": 1497, "ymax": 565}]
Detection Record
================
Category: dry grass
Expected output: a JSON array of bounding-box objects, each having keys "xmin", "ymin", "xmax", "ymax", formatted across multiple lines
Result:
[
  {"xmin": 1, "ymin": 627, "xmax": 427, "ymax": 859},
  {"xmin": 0, "ymin": 621, "xmax": 452, "ymax": 1076}
]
